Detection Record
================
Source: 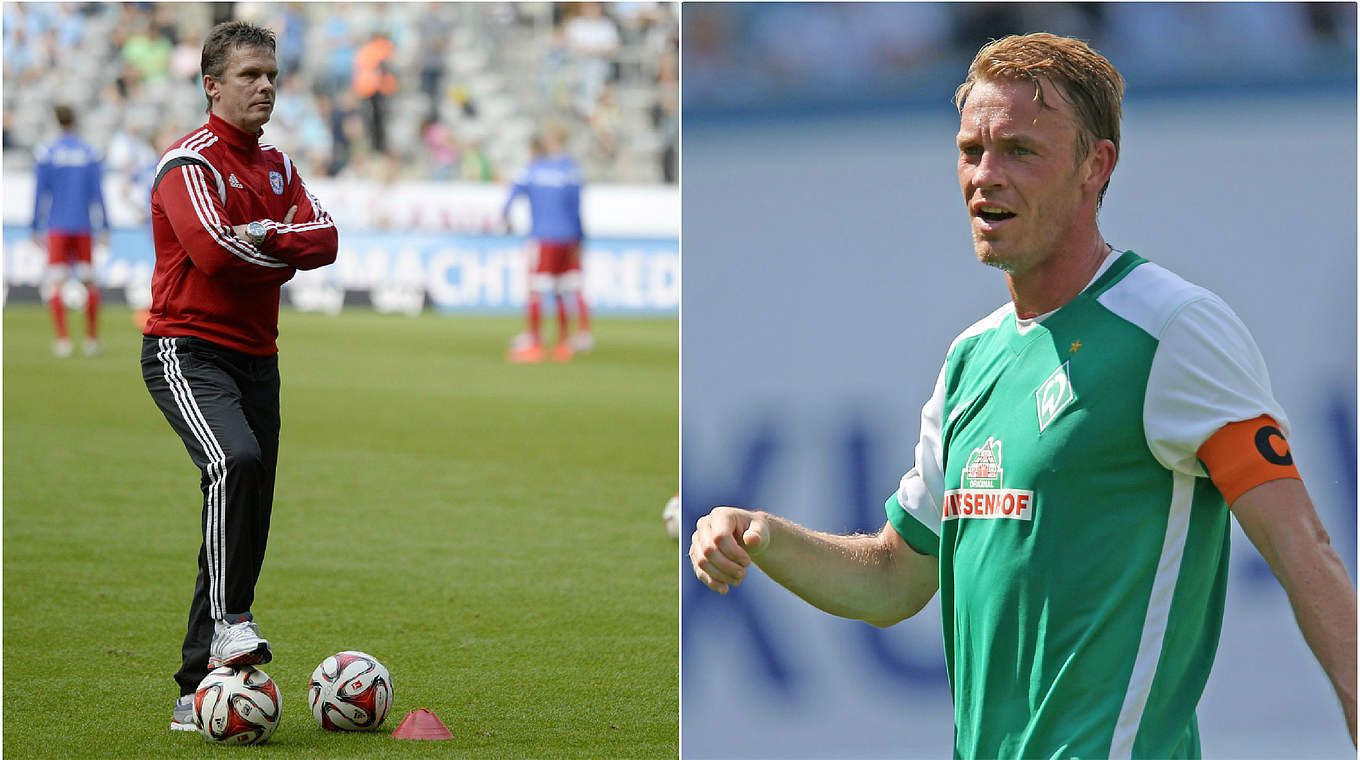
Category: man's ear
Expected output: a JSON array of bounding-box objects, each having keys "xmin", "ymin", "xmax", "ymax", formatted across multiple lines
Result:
[
  {"xmin": 203, "ymin": 74, "xmax": 219, "ymax": 104},
  {"xmin": 1082, "ymin": 139, "xmax": 1117, "ymax": 194}
]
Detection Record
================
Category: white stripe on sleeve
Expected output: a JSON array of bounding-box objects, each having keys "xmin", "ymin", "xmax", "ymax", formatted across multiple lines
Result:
[{"xmin": 181, "ymin": 165, "xmax": 289, "ymax": 269}]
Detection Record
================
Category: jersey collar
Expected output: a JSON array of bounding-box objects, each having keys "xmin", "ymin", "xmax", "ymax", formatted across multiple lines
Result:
[
  {"xmin": 207, "ymin": 112, "xmax": 263, "ymax": 154},
  {"xmin": 1015, "ymin": 248, "xmax": 1123, "ymax": 333}
]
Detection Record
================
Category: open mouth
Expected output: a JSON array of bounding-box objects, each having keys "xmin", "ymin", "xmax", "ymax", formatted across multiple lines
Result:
[{"xmin": 977, "ymin": 208, "xmax": 1016, "ymax": 223}]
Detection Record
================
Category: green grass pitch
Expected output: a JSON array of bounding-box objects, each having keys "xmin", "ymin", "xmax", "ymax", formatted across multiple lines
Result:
[{"xmin": 3, "ymin": 304, "xmax": 678, "ymax": 758}]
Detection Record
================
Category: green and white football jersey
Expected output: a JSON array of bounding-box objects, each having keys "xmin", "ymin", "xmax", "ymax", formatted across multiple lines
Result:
[{"xmin": 886, "ymin": 250, "xmax": 1288, "ymax": 760}]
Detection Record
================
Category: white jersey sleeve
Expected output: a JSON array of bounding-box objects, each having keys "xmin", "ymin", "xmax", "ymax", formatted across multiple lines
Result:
[
  {"xmin": 890, "ymin": 302, "xmax": 1014, "ymax": 551},
  {"xmin": 891, "ymin": 362, "xmax": 947, "ymax": 542},
  {"xmin": 1142, "ymin": 293, "xmax": 1289, "ymax": 477}
]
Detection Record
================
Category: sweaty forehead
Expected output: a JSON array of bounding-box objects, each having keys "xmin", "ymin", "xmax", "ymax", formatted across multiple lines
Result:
[{"xmin": 958, "ymin": 79, "xmax": 1074, "ymax": 138}]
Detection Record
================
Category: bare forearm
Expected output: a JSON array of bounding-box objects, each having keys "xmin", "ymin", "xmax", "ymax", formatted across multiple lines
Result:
[
  {"xmin": 1233, "ymin": 480, "xmax": 1358, "ymax": 744},
  {"xmin": 751, "ymin": 512, "xmax": 936, "ymax": 627},
  {"xmin": 1277, "ymin": 542, "xmax": 1358, "ymax": 744}
]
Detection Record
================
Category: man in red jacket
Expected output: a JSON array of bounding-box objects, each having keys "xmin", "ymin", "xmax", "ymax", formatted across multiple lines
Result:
[{"xmin": 139, "ymin": 20, "xmax": 338, "ymax": 733}]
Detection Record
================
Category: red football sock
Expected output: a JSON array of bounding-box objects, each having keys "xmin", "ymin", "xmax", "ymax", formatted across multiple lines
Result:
[
  {"xmin": 527, "ymin": 293, "xmax": 543, "ymax": 346},
  {"xmin": 49, "ymin": 292, "xmax": 68, "ymax": 339},
  {"xmin": 85, "ymin": 284, "xmax": 100, "ymax": 339},
  {"xmin": 575, "ymin": 291, "xmax": 590, "ymax": 333},
  {"xmin": 554, "ymin": 294, "xmax": 569, "ymax": 342}
]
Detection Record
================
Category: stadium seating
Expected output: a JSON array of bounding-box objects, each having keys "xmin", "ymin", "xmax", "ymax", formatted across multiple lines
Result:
[{"xmin": 2, "ymin": 2, "xmax": 678, "ymax": 186}]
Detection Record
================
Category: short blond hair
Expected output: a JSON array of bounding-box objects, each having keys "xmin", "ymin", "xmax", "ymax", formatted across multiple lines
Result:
[{"xmin": 955, "ymin": 33, "xmax": 1125, "ymax": 204}]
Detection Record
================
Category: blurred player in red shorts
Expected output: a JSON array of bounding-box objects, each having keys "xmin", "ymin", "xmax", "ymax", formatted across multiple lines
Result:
[
  {"xmin": 503, "ymin": 125, "xmax": 590, "ymax": 363},
  {"xmin": 31, "ymin": 105, "xmax": 108, "ymax": 357}
]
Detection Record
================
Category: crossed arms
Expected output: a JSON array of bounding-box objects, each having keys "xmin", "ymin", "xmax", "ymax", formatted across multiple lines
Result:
[{"xmin": 155, "ymin": 160, "xmax": 337, "ymax": 284}]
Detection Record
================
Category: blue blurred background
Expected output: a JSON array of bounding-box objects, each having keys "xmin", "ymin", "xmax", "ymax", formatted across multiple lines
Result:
[{"xmin": 681, "ymin": 3, "xmax": 1356, "ymax": 758}]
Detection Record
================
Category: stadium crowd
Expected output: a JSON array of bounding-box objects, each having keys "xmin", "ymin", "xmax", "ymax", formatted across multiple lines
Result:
[
  {"xmin": 684, "ymin": 2, "xmax": 1357, "ymax": 109},
  {"xmin": 3, "ymin": 2, "xmax": 678, "ymax": 194}
]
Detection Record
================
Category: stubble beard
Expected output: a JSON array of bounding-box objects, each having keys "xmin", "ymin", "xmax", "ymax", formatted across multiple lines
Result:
[
  {"xmin": 977, "ymin": 246, "xmax": 1015, "ymax": 274},
  {"xmin": 974, "ymin": 236, "xmax": 1032, "ymax": 276}
]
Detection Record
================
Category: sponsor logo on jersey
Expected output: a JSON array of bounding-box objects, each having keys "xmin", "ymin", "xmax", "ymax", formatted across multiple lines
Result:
[
  {"xmin": 964, "ymin": 436, "xmax": 1004, "ymax": 488},
  {"xmin": 944, "ymin": 436, "xmax": 1034, "ymax": 521},
  {"xmin": 1035, "ymin": 361, "xmax": 1075, "ymax": 432},
  {"xmin": 269, "ymin": 171, "xmax": 284, "ymax": 195},
  {"xmin": 942, "ymin": 488, "xmax": 1033, "ymax": 521},
  {"xmin": 228, "ymin": 173, "xmax": 244, "ymax": 189}
]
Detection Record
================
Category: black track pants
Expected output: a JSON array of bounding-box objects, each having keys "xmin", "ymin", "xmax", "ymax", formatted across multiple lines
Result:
[{"xmin": 141, "ymin": 335, "xmax": 280, "ymax": 695}]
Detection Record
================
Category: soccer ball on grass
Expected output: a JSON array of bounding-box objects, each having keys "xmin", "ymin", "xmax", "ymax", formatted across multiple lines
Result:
[
  {"xmin": 308, "ymin": 651, "xmax": 394, "ymax": 730},
  {"xmin": 194, "ymin": 665, "xmax": 281, "ymax": 745},
  {"xmin": 663, "ymin": 494, "xmax": 681, "ymax": 539}
]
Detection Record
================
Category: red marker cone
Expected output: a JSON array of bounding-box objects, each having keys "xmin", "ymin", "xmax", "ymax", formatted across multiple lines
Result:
[{"xmin": 391, "ymin": 708, "xmax": 453, "ymax": 740}]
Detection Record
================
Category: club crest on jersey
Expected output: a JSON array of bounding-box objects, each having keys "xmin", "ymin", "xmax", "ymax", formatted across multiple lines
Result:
[
  {"xmin": 1035, "ymin": 361, "xmax": 1076, "ymax": 433},
  {"xmin": 228, "ymin": 173, "xmax": 244, "ymax": 189},
  {"xmin": 269, "ymin": 171, "xmax": 284, "ymax": 195},
  {"xmin": 943, "ymin": 437, "xmax": 1034, "ymax": 521}
]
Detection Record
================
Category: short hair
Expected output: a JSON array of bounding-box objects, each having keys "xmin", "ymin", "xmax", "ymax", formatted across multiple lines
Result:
[
  {"xmin": 954, "ymin": 33, "xmax": 1125, "ymax": 205},
  {"xmin": 200, "ymin": 20, "xmax": 276, "ymax": 112},
  {"xmin": 540, "ymin": 121, "xmax": 568, "ymax": 149},
  {"xmin": 54, "ymin": 104, "xmax": 75, "ymax": 128}
]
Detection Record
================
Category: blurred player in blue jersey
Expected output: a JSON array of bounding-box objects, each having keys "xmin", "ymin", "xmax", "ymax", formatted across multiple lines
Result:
[
  {"xmin": 32, "ymin": 104, "xmax": 108, "ymax": 357},
  {"xmin": 503, "ymin": 124, "xmax": 591, "ymax": 364}
]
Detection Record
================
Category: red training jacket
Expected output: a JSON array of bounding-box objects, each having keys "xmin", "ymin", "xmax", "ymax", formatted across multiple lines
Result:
[{"xmin": 145, "ymin": 112, "xmax": 337, "ymax": 355}]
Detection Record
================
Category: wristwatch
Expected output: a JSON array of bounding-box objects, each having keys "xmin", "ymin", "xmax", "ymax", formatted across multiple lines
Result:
[{"xmin": 245, "ymin": 221, "xmax": 267, "ymax": 245}]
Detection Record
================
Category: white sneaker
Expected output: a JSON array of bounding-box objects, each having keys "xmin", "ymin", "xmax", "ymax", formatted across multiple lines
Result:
[
  {"xmin": 53, "ymin": 338, "xmax": 73, "ymax": 358},
  {"xmin": 83, "ymin": 338, "xmax": 100, "ymax": 356},
  {"xmin": 170, "ymin": 694, "xmax": 196, "ymax": 733},
  {"xmin": 570, "ymin": 331, "xmax": 594, "ymax": 352},
  {"xmin": 208, "ymin": 618, "xmax": 272, "ymax": 668}
]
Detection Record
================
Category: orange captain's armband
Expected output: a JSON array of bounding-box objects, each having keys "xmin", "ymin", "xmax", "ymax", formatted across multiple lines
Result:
[{"xmin": 1197, "ymin": 415, "xmax": 1301, "ymax": 505}]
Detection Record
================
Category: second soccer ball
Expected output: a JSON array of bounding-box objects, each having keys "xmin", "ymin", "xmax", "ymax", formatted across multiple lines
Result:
[{"xmin": 308, "ymin": 651, "xmax": 394, "ymax": 731}]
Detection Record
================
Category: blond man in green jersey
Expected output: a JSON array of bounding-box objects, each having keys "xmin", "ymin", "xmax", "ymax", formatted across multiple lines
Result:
[{"xmin": 689, "ymin": 33, "xmax": 1356, "ymax": 759}]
